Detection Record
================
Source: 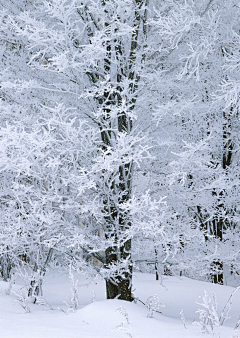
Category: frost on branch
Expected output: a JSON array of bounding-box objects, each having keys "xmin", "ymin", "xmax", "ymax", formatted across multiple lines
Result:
[
  {"xmin": 195, "ymin": 291, "xmax": 220, "ymax": 334},
  {"xmin": 151, "ymin": 1, "xmax": 201, "ymax": 50},
  {"xmin": 12, "ymin": 291, "xmax": 31, "ymax": 314},
  {"xmin": 113, "ymin": 306, "xmax": 133, "ymax": 337},
  {"xmin": 62, "ymin": 265, "xmax": 79, "ymax": 314},
  {"xmin": 146, "ymin": 294, "xmax": 165, "ymax": 318}
]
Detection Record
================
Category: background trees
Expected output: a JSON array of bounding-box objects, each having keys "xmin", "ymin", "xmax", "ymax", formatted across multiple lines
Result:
[{"xmin": 149, "ymin": 0, "xmax": 240, "ymax": 283}]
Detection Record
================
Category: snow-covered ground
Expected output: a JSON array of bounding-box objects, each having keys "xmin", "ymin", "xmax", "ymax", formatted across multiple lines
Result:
[{"xmin": 0, "ymin": 272, "xmax": 239, "ymax": 338}]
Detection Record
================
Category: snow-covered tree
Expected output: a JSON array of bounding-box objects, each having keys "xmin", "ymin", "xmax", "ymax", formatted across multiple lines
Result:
[{"xmin": 0, "ymin": 0, "xmax": 168, "ymax": 300}]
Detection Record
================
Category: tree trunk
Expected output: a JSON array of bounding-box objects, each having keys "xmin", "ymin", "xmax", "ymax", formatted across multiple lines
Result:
[
  {"xmin": 211, "ymin": 109, "xmax": 233, "ymax": 285},
  {"xmin": 155, "ymin": 248, "xmax": 159, "ymax": 281},
  {"xmin": 105, "ymin": 239, "xmax": 133, "ymax": 301},
  {"xmin": 211, "ymin": 218, "xmax": 223, "ymax": 284},
  {"xmin": 0, "ymin": 252, "xmax": 11, "ymax": 281},
  {"xmin": 28, "ymin": 248, "xmax": 53, "ymax": 301},
  {"xmin": 99, "ymin": 0, "xmax": 146, "ymax": 301}
]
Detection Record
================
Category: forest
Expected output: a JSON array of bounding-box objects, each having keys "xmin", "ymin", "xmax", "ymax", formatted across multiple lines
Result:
[{"xmin": 0, "ymin": 1, "xmax": 240, "ymax": 337}]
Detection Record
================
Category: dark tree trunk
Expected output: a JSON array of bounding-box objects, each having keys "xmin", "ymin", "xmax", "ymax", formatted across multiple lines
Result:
[
  {"xmin": 0, "ymin": 252, "xmax": 12, "ymax": 281},
  {"xmin": 154, "ymin": 248, "xmax": 159, "ymax": 281},
  {"xmin": 211, "ymin": 109, "xmax": 233, "ymax": 285},
  {"xmin": 211, "ymin": 218, "xmax": 224, "ymax": 285},
  {"xmin": 212, "ymin": 262, "xmax": 223, "ymax": 284},
  {"xmin": 98, "ymin": 0, "xmax": 146, "ymax": 301},
  {"xmin": 105, "ymin": 239, "xmax": 133, "ymax": 301}
]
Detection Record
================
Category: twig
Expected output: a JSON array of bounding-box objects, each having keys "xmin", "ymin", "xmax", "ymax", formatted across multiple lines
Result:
[{"xmin": 133, "ymin": 297, "xmax": 162, "ymax": 314}]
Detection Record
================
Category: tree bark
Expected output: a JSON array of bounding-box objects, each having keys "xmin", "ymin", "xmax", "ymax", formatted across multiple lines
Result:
[
  {"xmin": 211, "ymin": 109, "xmax": 233, "ymax": 285},
  {"xmin": 100, "ymin": 0, "xmax": 145, "ymax": 301},
  {"xmin": 105, "ymin": 239, "xmax": 133, "ymax": 301}
]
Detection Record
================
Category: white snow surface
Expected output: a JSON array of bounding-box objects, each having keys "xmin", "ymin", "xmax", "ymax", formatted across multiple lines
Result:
[{"xmin": 0, "ymin": 272, "xmax": 239, "ymax": 337}]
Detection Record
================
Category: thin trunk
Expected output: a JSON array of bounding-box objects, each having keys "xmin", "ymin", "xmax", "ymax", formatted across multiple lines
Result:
[
  {"xmin": 28, "ymin": 248, "xmax": 53, "ymax": 301},
  {"xmin": 0, "ymin": 251, "xmax": 11, "ymax": 281},
  {"xmin": 154, "ymin": 248, "xmax": 159, "ymax": 281},
  {"xmin": 211, "ymin": 109, "xmax": 233, "ymax": 285},
  {"xmin": 211, "ymin": 218, "xmax": 223, "ymax": 284}
]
